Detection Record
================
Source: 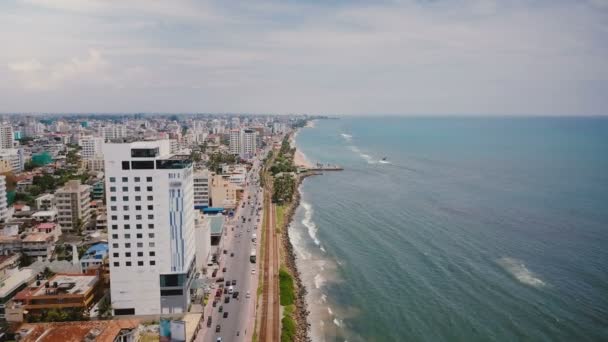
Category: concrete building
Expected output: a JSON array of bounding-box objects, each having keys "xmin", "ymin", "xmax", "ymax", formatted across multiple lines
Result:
[
  {"xmin": 21, "ymin": 233, "xmax": 54, "ymax": 259},
  {"xmin": 0, "ymin": 124, "xmax": 15, "ymax": 150},
  {"xmin": 0, "ymin": 268, "xmax": 37, "ymax": 322},
  {"xmin": 0, "ymin": 176, "xmax": 8, "ymax": 223},
  {"xmin": 10, "ymin": 319, "xmax": 141, "ymax": 341},
  {"xmin": 194, "ymin": 212, "xmax": 211, "ymax": 271},
  {"xmin": 99, "ymin": 124, "xmax": 127, "ymax": 141},
  {"xmin": 0, "ymin": 148, "xmax": 24, "ymax": 172},
  {"xmin": 55, "ymin": 180, "xmax": 92, "ymax": 231},
  {"xmin": 229, "ymin": 129, "xmax": 240, "ymax": 155},
  {"xmin": 103, "ymin": 140, "xmax": 196, "ymax": 315},
  {"xmin": 242, "ymin": 128, "xmax": 257, "ymax": 158},
  {"xmin": 84, "ymin": 156, "xmax": 105, "ymax": 172},
  {"xmin": 34, "ymin": 193, "xmax": 55, "ymax": 211},
  {"xmin": 193, "ymin": 169, "xmax": 210, "ymax": 209},
  {"xmin": 79, "ymin": 136, "xmax": 104, "ymax": 160},
  {"xmin": 210, "ymin": 174, "xmax": 239, "ymax": 209}
]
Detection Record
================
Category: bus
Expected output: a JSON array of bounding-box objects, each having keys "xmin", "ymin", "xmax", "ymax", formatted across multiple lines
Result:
[{"xmin": 250, "ymin": 248, "xmax": 256, "ymax": 263}]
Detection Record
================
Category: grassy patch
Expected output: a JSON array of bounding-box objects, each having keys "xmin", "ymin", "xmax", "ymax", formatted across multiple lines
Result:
[
  {"xmin": 279, "ymin": 268, "xmax": 295, "ymax": 306},
  {"xmin": 276, "ymin": 204, "xmax": 285, "ymax": 233},
  {"xmin": 281, "ymin": 314, "xmax": 297, "ymax": 342}
]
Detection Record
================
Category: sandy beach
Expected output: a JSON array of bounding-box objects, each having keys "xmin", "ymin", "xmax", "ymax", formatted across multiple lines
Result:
[{"xmin": 294, "ymin": 149, "xmax": 314, "ymax": 168}]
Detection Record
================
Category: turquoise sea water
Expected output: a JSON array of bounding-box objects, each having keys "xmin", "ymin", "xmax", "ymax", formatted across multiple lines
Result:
[{"xmin": 291, "ymin": 117, "xmax": 608, "ymax": 342}]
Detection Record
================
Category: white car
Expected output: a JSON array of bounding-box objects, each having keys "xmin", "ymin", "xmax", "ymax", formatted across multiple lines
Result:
[
  {"xmin": 246, "ymin": 291, "xmax": 251, "ymax": 299},
  {"xmin": 251, "ymin": 269, "xmax": 256, "ymax": 275}
]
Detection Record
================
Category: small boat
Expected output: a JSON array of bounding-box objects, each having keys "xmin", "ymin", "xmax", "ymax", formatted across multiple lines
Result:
[{"xmin": 382, "ymin": 157, "xmax": 387, "ymax": 161}]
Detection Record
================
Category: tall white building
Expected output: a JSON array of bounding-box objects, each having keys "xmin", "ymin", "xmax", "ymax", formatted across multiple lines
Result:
[
  {"xmin": 103, "ymin": 140, "xmax": 196, "ymax": 315},
  {"xmin": 79, "ymin": 136, "xmax": 104, "ymax": 160},
  {"xmin": 0, "ymin": 124, "xmax": 15, "ymax": 150},
  {"xmin": 0, "ymin": 176, "xmax": 8, "ymax": 223},
  {"xmin": 229, "ymin": 129, "xmax": 240, "ymax": 155},
  {"xmin": 193, "ymin": 170, "xmax": 210, "ymax": 209},
  {"xmin": 100, "ymin": 124, "xmax": 127, "ymax": 141}
]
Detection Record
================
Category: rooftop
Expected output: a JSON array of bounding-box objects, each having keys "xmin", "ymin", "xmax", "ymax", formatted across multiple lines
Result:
[
  {"xmin": 14, "ymin": 319, "xmax": 141, "ymax": 342},
  {"xmin": 15, "ymin": 274, "xmax": 98, "ymax": 299},
  {"xmin": 0, "ymin": 268, "xmax": 37, "ymax": 298},
  {"xmin": 208, "ymin": 215, "xmax": 225, "ymax": 235},
  {"xmin": 22, "ymin": 233, "xmax": 52, "ymax": 243}
]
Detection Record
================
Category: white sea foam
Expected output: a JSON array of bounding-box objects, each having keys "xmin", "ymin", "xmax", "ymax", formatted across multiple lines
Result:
[
  {"xmin": 341, "ymin": 133, "xmax": 353, "ymax": 141},
  {"xmin": 314, "ymin": 273, "xmax": 325, "ymax": 289},
  {"xmin": 498, "ymin": 257, "xmax": 546, "ymax": 288},
  {"xmin": 321, "ymin": 294, "xmax": 327, "ymax": 303},
  {"xmin": 320, "ymin": 246, "xmax": 326, "ymax": 252},
  {"xmin": 348, "ymin": 146, "xmax": 378, "ymax": 164},
  {"xmin": 378, "ymin": 160, "xmax": 391, "ymax": 164},
  {"xmin": 327, "ymin": 307, "xmax": 333, "ymax": 315},
  {"xmin": 333, "ymin": 318, "xmax": 343, "ymax": 327},
  {"xmin": 302, "ymin": 201, "xmax": 320, "ymax": 245}
]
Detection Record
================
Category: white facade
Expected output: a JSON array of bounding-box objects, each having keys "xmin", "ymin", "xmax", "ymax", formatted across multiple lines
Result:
[
  {"xmin": 242, "ymin": 129, "xmax": 257, "ymax": 158},
  {"xmin": 0, "ymin": 125, "xmax": 15, "ymax": 150},
  {"xmin": 104, "ymin": 140, "xmax": 196, "ymax": 316},
  {"xmin": 229, "ymin": 129, "xmax": 240, "ymax": 155},
  {"xmin": 193, "ymin": 170, "xmax": 210, "ymax": 208},
  {"xmin": 194, "ymin": 212, "xmax": 211, "ymax": 270},
  {"xmin": 0, "ymin": 149, "xmax": 24, "ymax": 173},
  {"xmin": 100, "ymin": 125, "xmax": 127, "ymax": 141},
  {"xmin": 0, "ymin": 176, "xmax": 7, "ymax": 223},
  {"xmin": 79, "ymin": 136, "xmax": 104, "ymax": 159}
]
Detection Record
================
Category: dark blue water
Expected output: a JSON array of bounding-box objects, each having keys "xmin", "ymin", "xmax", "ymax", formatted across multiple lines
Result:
[{"xmin": 290, "ymin": 117, "xmax": 608, "ymax": 342}]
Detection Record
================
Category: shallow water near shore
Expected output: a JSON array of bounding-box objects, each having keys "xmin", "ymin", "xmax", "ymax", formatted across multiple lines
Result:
[{"xmin": 290, "ymin": 117, "xmax": 608, "ymax": 341}]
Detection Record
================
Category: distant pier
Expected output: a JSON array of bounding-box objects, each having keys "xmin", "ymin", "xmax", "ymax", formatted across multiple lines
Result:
[{"xmin": 307, "ymin": 163, "xmax": 344, "ymax": 171}]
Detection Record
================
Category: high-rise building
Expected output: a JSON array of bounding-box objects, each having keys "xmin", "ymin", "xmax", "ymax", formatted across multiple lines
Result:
[
  {"xmin": 0, "ymin": 149, "xmax": 24, "ymax": 173},
  {"xmin": 0, "ymin": 124, "xmax": 15, "ymax": 150},
  {"xmin": 99, "ymin": 125, "xmax": 127, "ymax": 141},
  {"xmin": 229, "ymin": 129, "xmax": 240, "ymax": 155},
  {"xmin": 55, "ymin": 180, "xmax": 91, "ymax": 231},
  {"xmin": 242, "ymin": 129, "xmax": 257, "ymax": 158},
  {"xmin": 193, "ymin": 170, "xmax": 210, "ymax": 209},
  {"xmin": 0, "ymin": 175, "xmax": 8, "ymax": 223},
  {"xmin": 103, "ymin": 140, "xmax": 196, "ymax": 315},
  {"xmin": 79, "ymin": 136, "xmax": 104, "ymax": 160}
]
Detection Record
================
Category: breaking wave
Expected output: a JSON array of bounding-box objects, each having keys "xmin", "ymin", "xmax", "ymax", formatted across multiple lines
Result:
[
  {"xmin": 302, "ymin": 201, "xmax": 320, "ymax": 245},
  {"xmin": 340, "ymin": 133, "xmax": 353, "ymax": 141},
  {"xmin": 498, "ymin": 257, "xmax": 546, "ymax": 288}
]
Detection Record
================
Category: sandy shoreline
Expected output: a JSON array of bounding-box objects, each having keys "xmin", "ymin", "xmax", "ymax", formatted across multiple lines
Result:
[{"xmin": 294, "ymin": 149, "xmax": 314, "ymax": 169}]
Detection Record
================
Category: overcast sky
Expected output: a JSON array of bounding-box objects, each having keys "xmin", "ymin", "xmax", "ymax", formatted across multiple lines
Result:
[{"xmin": 1, "ymin": 0, "xmax": 607, "ymax": 115}]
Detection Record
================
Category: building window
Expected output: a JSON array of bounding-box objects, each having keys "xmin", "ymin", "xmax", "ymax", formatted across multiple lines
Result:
[
  {"xmin": 135, "ymin": 196, "xmax": 141, "ymax": 201},
  {"xmin": 134, "ymin": 177, "xmax": 141, "ymax": 182},
  {"xmin": 113, "ymin": 253, "xmax": 119, "ymax": 257},
  {"xmin": 113, "ymin": 262, "xmax": 119, "ymax": 267},
  {"xmin": 122, "ymin": 186, "xmax": 128, "ymax": 192},
  {"xmin": 148, "ymin": 224, "xmax": 154, "ymax": 229},
  {"xmin": 110, "ymin": 206, "xmax": 117, "ymax": 211},
  {"xmin": 135, "ymin": 186, "xmax": 141, "ymax": 192},
  {"xmin": 126, "ymin": 252, "xmax": 131, "ymax": 257},
  {"xmin": 137, "ymin": 252, "xmax": 143, "ymax": 257},
  {"xmin": 149, "ymin": 251, "xmax": 155, "ymax": 256},
  {"xmin": 114, "ymin": 308, "xmax": 135, "ymax": 316},
  {"xmin": 112, "ymin": 225, "xmax": 118, "ymax": 230},
  {"xmin": 109, "ymin": 177, "xmax": 116, "ymax": 182},
  {"xmin": 148, "ymin": 214, "xmax": 154, "ymax": 219},
  {"xmin": 147, "ymin": 177, "xmax": 153, "ymax": 182},
  {"xmin": 123, "ymin": 196, "xmax": 129, "ymax": 201},
  {"xmin": 136, "ymin": 233, "xmax": 142, "ymax": 239},
  {"xmin": 124, "ymin": 224, "xmax": 130, "ymax": 229},
  {"xmin": 125, "ymin": 243, "xmax": 131, "ymax": 248},
  {"xmin": 138, "ymin": 261, "xmax": 144, "ymax": 266},
  {"xmin": 147, "ymin": 186, "xmax": 153, "ymax": 191},
  {"xmin": 123, "ymin": 205, "xmax": 129, "ymax": 210},
  {"xmin": 122, "ymin": 177, "xmax": 128, "ymax": 182},
  {"xmin": 150, "ymin": 260, "xmax": 156, "ymax": 266},
  {"xmin": 135, "ymin": 205, "xmax": 141, "ymax": 211},
  {"xmin": 147, "ymin": 205, "xmax": 153, "ymax": 210},
  {"xmin": 122, "ymin": 161, "xmax": 130, "ymax": 170},
  {"xmin": 149, "ymin": 233, "xmax": 155, "ymax": 238},
  {"xmin": 136, "ymin": 215, "xmax": 142, "ymax": 220},
  {"xmin": 136, "ymin": 224, "xmax": 142, "ymax": 229},
  {"xmin": 110, "ymin": 187, "xmax": 116, "ymax": 192},
  {"xmin": 149, "ymin": 242, "xmax": 155, "ymax": 247},
  {"xmin": 132, "ymin": 161, "xmax": 155, "ymax": 169},
  {"xmin": 112, "ymin": 243, "xmax": 118, "ymax": 248},
  {"xmin": 111, "ymin": 215, "xmax": 117, "ymax": 220},
  {"xmin": 137, "ymin": 242, "xmax": 143, "ymax": 248},
  {"xmin": 110, "ymin": 196, "xmax": 116, "ymax": 202},
  {"xmin": 112, "ymin": 234, "xmax": 118, "ymax": 239},
  {"xmin": 147, "ymin": 196, "xmax": 153, "ymax": 201},
  {"xmin": 124, "ymin": 234, "xmax": 130, "ymax": 239},
  {"xmin": 126, "ymin": 261, "xmax": 132, "ymax": 266},
  {"xmin": 123, "ymin": 215, "xmax": 130, "ymax": 220}
]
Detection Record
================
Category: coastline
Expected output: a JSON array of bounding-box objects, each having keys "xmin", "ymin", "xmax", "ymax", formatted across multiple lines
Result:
[{"xmin": 278, "ymin": 129, "xmax": 321, "ymax": 342}]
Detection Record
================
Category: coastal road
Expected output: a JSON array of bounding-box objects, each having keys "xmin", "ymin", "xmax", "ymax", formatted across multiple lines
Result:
[{"xmin": 196, "ymin": 156, "xmax": 265, "ymax": 342}]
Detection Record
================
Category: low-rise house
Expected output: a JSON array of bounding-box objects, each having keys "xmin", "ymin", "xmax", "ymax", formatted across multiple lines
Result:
[
  {"xmin": 13, "ymin": 204, "xmax": 31, "ymax": 213},
  {"xmin": 7, "ymin": 273, "xmax": 101, "ymax": 320},
  {"xmin": 9, "ymin": 319, "xmax": 141, "ymax": 342},
  {"xmin": 0, "ymin": 268, "xmax": 37, "ymax": 323},
  {"xmin": 34, "ymin": 194, "xmax": 55, "ymax": 211},
  {"xmin": 80, "ymin": 242, "xmax": 108, "ymax": 274},
  {"xmin": 0, "ymin": 235, "xmax": 22, "ymax": 256},
  {"xmin": 21, "ymin": 233, "xmax": 54, "ymax": 259},
  {"xmin": 33, "ymin": 223, "xmax": 62, "ymax": 241},
  {"xmin": 31, "ymin": 210, "xmax": 58, "ymax": 223}
]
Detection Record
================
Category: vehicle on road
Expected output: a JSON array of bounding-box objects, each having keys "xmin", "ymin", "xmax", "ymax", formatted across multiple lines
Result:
[
  {"xmin": 231, "ymin": 280, "xmax": 236, "ymax": 285},
  {"xmin": 216, "ymin": 338, "xmax": 222, "ymax": 342},
  {"xmin": 251, "ymin": 269, "xmax": 256, "ymax": 275},
  {"xmin": 232, "ymin": 291, "xmax": 239, "ymax": 298},
  {"xmin": 219, "ymin": 305, "xmax": 223, "ymax": 312},
  {"xmin": 222, "ymin": 267, "xmax": 227, "ymax": 273},
  {"xmin": 250, "ymin": 248, "xmax": 256, "ymax": 263},
  {"xmin": 230, "ymin": 252, "xmax": 234, "ymax": 257},
  {"xmin": 207, "ymin": 316, "xmax": 212, "ymax": 327},
  {"xmin": 224, "ymin": 296, "xmax": 230, "ymax": 303},
  {"xmin": 246, "ymin": 291, "xmax": 251, "ymax": 299},
  {"xmin": 216, "ymin": 325, "xmax": 221, "ymax": 333},
  {"xmin": 223, "ymin": 312, "xmax": 229, "ymax": 318},
  {"xmin": 225, "ymin": 280, "xmax": 230, "ymax": 286},
  {"xmin": 252, "ymin": 233, "xmax": 257, "ymax": 242}
]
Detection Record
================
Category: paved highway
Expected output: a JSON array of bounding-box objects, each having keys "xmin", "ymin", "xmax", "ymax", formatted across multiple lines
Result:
[{"xmin": 197, "ymin": 153, "xmax": 267, "ymax": 342}]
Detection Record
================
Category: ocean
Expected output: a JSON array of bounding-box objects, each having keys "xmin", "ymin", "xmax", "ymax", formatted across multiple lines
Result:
[{"xmin": 290, "ymin": 117, "xmax": 608, "ymax": 342}]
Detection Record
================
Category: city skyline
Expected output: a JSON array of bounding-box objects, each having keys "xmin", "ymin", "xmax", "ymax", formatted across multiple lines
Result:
[{"xmin": 2, "ymin": 0, "xmax": 607, "ymax": 116}]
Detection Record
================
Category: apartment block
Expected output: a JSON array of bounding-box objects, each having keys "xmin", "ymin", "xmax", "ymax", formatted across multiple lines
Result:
[{"xmin": 55, "ymin": 180, "xmax": 92, "ymax": 231}]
